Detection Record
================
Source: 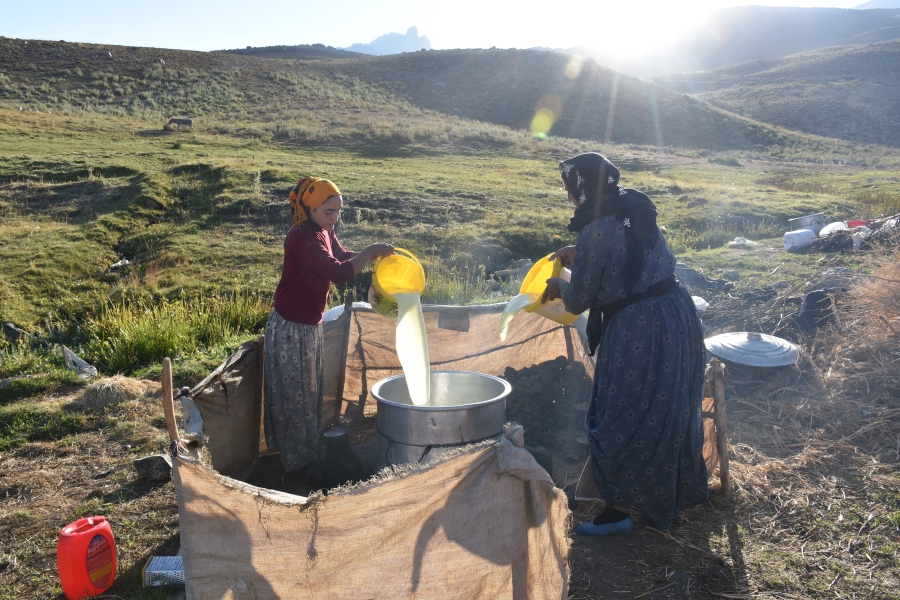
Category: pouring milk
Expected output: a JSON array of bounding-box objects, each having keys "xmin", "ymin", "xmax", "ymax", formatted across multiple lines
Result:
[
  {"xmin": 394, "ymin": 293, "xmax": 431, "ymax": 406},
  {"xmin": 369, "ymin": 249, "xmax": 431, "ymax": 406},
  {"xmin": 499, "ymin": 259, "xmax": 574, "ymax": 341}
]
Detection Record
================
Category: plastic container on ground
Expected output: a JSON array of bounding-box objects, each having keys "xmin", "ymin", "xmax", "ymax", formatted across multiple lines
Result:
[
  {"xmin": 788, "ymin": 213, "xmax": 825, "ymax": 235},
  {"xmin": 818, "ymin": 221, "xmax": 848, "ymax": 237},
  {"xmin": 727, "ymin": 237, "xmax": 757, "ymax": 248},
  {"xmin": 369, "ymin": 248, "xmax": 426, "ymax": 317},
  {"xmin": 57, "ymin": 516, "xmax": 117, "ymax": 600},
  {"xmin": 783, "ymin": 229, "xmax": 817, "ymax": 251}
]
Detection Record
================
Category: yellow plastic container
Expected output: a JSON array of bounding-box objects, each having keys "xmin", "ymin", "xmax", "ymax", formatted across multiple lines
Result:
[
  {"xmin": 369, "ymin": 248, "xmax": 426, "ymax": 317},
  {"xmin": 518, "ymin": 254, "xmax": 579, "ymax": 326}
]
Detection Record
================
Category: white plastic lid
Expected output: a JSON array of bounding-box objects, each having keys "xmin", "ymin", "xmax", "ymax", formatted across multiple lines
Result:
[{"xmin": 705, "ymin": 331, "xmax": 799, "ymax": 367}]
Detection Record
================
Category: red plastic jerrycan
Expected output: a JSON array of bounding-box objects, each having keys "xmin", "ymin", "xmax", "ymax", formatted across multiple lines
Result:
[{"xmin": 57, "ymin": 516, "xmax": 117, "ymax": 599}]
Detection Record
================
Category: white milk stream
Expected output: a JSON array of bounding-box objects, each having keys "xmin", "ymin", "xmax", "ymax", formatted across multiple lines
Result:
[
  {"xmin": 499, "ymin": 293, "xmax": 536, "ymax": 342},
  {"xmin": 394, "ymin": 293, "xmax": 431, "ymax": 406}
]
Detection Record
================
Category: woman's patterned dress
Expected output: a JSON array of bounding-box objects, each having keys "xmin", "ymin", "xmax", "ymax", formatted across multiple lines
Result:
[{"xmin": 562, "ymin": 215, "xmax": 709, "ymax": 530}]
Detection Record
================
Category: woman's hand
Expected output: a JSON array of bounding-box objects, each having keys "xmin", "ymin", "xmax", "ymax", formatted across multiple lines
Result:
[
  {"xmin": 541, "ymin": 278, "xmax": 567, "ymax": 304},
  {"xmin": 549, "ymin": 245, "xmax": 577, "ymax": 268},
  {"xmin": 350, "ymin": 244, "xmax": 394, "ymax": 275},
  {"xmin": 364, "ymin": 244, "xmax": 395, "ymax": 262}
]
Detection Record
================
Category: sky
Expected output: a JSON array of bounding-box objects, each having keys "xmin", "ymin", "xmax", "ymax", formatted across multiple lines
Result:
[{"xmin": 0, "ymin": 0, "xmax": 866, "ymax": 57}]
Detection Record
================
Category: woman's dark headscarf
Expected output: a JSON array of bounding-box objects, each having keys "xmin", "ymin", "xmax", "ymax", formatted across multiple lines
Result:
[{"xmin": 560, "ymin": 152, "xmax": 661, "ymax": 291}]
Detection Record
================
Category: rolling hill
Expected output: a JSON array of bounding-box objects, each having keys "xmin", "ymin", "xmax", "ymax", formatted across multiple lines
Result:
[
  {"xmin": 0, "ymin": 38, "xmax": 814, "ymax": 153},
  {"xmin": 648, "ymin": 39, "xmax": 900, "ymax": 147},
  {"xmin": 216, "ymin": 43, "xmax": 366, "ymax": 60},
  {"xmin": 311, "ymin": 48, "xmax": 816, "ymax": 152}
]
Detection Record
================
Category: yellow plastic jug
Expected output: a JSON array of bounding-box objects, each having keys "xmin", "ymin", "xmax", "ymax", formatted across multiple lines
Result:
[
  {"xmin": 518, "ymin": 254, "xmax": 579, "ymax": 326},
  {"xmin": 369, "ymin": 248, "xmax": 426, "ymax": 317}
]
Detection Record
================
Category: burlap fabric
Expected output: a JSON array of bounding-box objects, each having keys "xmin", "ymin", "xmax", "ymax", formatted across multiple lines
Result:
[
  {"xmin": 341, "ymin": 304, "xmax": 594, "ymax": 418},
  {"xmin": 173, "ymin": 428, "xmax": 570, "ymax": 599}
]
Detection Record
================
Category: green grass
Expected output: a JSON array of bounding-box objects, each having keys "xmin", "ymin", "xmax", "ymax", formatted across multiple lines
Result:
[
  {"xmin": 0, "ymin": 342, "xmax": 82, "ymax": 404},
  {"xmin": 83, "ymin": 291, "xmax": 270, "ymax": 374},
  {"xmin": 1, "ymin": 106, "xmax": 896, "ymax": 383},
  {"xmin": 0, "ymin": 401, "xmax": 89, "ymax": 451}
]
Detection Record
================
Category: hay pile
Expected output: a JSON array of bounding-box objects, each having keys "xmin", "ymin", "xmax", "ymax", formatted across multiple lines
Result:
[
  {"xmin": 696, "ymin": 247, "xmax": 899, "ymax": 455},
  {"xmin": 73, "ymin": 375, "xmax": 161, "ymax": 410},
  {"xmin": 806, "ymin": 247, "xmax": 900, "ymax": 454}
]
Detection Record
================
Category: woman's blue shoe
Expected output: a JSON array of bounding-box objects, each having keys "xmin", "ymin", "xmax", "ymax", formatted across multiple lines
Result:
[{"xmin": 575, "ymin": 516, "xmax": 634, "ymax": 536}]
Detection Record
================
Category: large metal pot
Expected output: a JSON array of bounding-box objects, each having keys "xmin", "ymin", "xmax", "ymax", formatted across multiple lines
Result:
[{"xmin": 372, "ymin": 371, "xmax": 511, "ymax": 468}]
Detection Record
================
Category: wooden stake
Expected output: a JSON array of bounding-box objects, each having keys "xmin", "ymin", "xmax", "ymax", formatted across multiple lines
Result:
[
  {"xmin": 712, "ymin": 358, "xmax": 731, "ymax": 496},
  {"xmin": 161, "ymin": 357, "xmax": 179, "ymax": 442},
  {"xmin": 334, "ymin": 290, "xmax": 354, "ymax": 426},
  {"xmin": 253, "ymin": 335, "xmax": 265, "ymax": 461}
]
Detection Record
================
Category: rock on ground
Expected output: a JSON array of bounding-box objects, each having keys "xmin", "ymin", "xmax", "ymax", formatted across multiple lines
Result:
[{"xmin": 134, "ymin": 454, "xmax": 173, "ymax": 481}]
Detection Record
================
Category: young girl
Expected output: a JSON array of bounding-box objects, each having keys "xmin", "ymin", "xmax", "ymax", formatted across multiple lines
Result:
[{"xmin": 264, "ymin": 177, "xmax": 393, "ymax": 480}]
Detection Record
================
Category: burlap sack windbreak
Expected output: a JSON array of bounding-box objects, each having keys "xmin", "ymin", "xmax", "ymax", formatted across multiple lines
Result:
[
  {"xmin": 176, "ymin": 304, "xmax": 722, "ymax": 598},
  {"xmin": 174, "ymin": 429, "xmax": 570, "ymax": 599}
]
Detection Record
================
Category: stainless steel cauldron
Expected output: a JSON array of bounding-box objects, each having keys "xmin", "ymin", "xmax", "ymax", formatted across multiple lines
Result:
[{"xmin": 372, "ymin": 371, "xmax": 511, "ymax": 468}]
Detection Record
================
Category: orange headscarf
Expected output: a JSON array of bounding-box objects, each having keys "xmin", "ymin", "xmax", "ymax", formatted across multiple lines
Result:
[{"xmin": 289, "ymin": 177, "xmax": 342, "ymax": 226}]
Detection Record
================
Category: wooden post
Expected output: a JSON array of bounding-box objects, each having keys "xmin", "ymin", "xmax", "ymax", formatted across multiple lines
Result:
[
  {"xmin": 334, "ymin": 290, "xmax": 355, "ymax": 426},
  {"xmin": 562, "ymin": 325, "xmax": 575, "ymax": 362},
  {"xmin": 253, "ymin": 335, "xmax": 265, "ymax": 461},
  {"xmin": 711, "ymin": 358, "xmax": 731, "ymax": 496},
  {"xmin": 161, "ymin": 357, "xmax": 179, "ymax": 442}
]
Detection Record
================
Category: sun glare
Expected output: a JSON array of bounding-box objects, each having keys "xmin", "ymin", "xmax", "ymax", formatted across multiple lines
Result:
[{"xmin": 565, "ymin": 1, "xmax": 719, "ymax": 58}]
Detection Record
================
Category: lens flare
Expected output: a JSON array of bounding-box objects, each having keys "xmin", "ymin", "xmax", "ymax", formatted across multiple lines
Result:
[
  {"xmin": 530, "ymin": 108, "xmax": 555, "ymax": 137},
  {"xmin": 564, "ymin": 56, "xmax": 583, "ymax": 79}
]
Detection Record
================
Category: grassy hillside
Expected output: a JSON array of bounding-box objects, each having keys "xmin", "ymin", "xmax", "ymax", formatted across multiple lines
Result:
[
  {"xmin": 3, "ymin": 37, "xmax": 892, "ymax": 160},
  {"xmin": 336, "ymin": 49, "xmax": 805, "ymax": 152},
  {"xmin": 217, "ymin": 43, "xmax": 366, "ymax": 60},
  {"xmin": 0, "ymin": 37, "xmax": 544, "ymax": 151},
  {"xmin": 593, "ymin": 6, "xmax": 900, "ymax": 75},
  {"xmin": 1, "ymin": 36, "xmax": 899, "ymax": 376},
  {"xmin": 648, "ymin": 40, "xmax": 900, "ymax": 148}
]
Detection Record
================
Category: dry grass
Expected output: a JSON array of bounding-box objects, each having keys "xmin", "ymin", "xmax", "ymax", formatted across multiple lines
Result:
[
  {"xmin": 0, "ymin": 391, "xmax": 176, "ymax": 599},
  {"xmin": 73, "ymin": 376, "xmax": 161, "ymax": 411},
  {"xmin": 566, "ymin": 247, "xmax": 900, "ymax": 599}
]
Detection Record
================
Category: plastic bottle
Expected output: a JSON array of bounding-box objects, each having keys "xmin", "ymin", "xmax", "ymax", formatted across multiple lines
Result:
[
  {"xmin": 58, "ymin": 516, "xmax": 117, "ymax": 600},
  {"xmin": 783, "ymin": 229, "xmax": 816, "ymax": 251}
]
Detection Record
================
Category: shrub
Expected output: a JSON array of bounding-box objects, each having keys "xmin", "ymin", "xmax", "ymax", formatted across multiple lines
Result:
[
  {"xmin": 708, "ymin": 155, "xmax": 743, "ymax": 167},
  {"xmin": 83, "ymin": 292, "xmax": 270, "ymax": 374}
]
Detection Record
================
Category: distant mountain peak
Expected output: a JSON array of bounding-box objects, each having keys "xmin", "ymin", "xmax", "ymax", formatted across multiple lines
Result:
[{"xmin": 346, "ymin": 26, "xmax": 431, "ymax": 56}]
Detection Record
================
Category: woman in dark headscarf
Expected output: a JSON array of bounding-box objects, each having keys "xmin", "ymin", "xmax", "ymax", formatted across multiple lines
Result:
[{"xmin": 542, "ymin": 152, "xmax": 708, "ymax": 534}]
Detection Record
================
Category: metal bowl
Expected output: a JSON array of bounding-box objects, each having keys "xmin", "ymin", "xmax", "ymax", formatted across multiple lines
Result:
[{"xmin": 372, "ymin": 371, "xmax": 511, "ymax": 465}]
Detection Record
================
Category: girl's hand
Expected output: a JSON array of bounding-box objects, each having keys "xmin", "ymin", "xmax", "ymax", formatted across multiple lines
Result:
[
  {"xmin": 366, "ymin": 244, "xmax": 395, "ymax": 261},
  {"xmin": 549, "ymin": 245, "xmax": 577, "ymax": 268},
  {"xmin": 541, "ymin": 278, "xmax": 566, "ymax": 303}
]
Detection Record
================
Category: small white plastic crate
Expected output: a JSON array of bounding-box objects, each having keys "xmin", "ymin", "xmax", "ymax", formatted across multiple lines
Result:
[{"xmin": 143, "ymin": 555, "xmax": 184, "ymax": 587}]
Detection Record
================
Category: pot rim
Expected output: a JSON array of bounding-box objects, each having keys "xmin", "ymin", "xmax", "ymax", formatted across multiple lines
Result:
[{"xmin": 372, "ymin": 370, "xmax": 511, "ymax": 411}]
